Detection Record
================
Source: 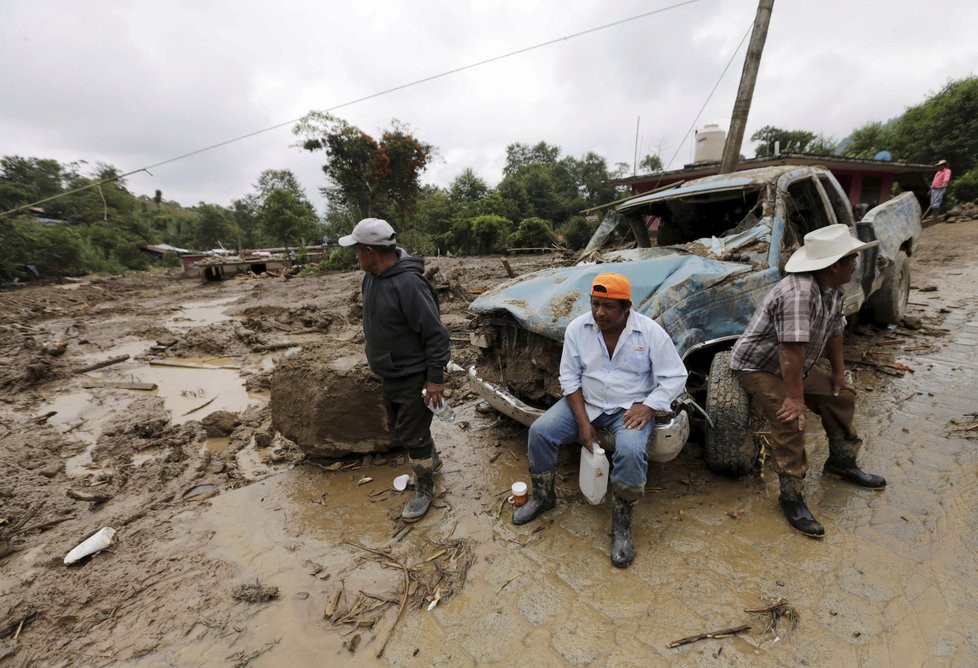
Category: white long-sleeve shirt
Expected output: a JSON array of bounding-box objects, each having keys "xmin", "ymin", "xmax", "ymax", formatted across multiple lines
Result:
[{"xmin": 558, "ymin": 310, "xmax": 688, "ymax": 421}]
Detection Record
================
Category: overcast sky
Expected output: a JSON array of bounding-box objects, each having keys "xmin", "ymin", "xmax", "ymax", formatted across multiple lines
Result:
[{"xmin": 3, "ymin": 0, "xmax": 976, "ymax": 213}]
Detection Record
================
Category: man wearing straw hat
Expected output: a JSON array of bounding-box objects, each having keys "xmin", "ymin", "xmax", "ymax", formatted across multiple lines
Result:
[
  {"xmin": 512, "ymin": 272, "xmax": 687, "ymax": 568},
  {"xmin": 929, "ymin": 159, "xmax": 952, "ymax": 218},
  {"xmin": 731, "ymin": 224, "xmax": 886, "ymax": 538}
]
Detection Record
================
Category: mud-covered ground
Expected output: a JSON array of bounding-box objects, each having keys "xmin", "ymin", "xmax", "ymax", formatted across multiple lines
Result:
[{"xmin": 1, "ymin": 220, "xmax": 977, "ymax": 667}]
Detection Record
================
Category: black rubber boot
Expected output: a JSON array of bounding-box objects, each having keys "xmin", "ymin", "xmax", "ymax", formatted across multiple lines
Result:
[
  {"xmin": 401, "ymin": 457, "xmax": 435, "ymax": 522},
  {"xmin": 512, "ymin": 471, "xmax": 556, "ymax": 525},
  {"xmin": 778, "ymin": 474, "xmax": 824, "ymax": 538},
  {"xmin": 824, "ymin": 440, "xmax": 886, "ymax": 488},
  {"xmin": 610, "ymin": 494, "xmax": 637, "ymax": 568},
  {"xmin": 407, "ymin": 448, "xmax": 442, "ymax": 488}
]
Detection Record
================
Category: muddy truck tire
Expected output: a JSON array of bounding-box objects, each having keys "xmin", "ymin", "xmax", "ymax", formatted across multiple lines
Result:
[
  {"xmin": 704, "ymin": 349, "xmax": 758, "ymax": 477},
  {"xmin": 866, "ymin": 250, "xmax": 910, "ymax": 325}
]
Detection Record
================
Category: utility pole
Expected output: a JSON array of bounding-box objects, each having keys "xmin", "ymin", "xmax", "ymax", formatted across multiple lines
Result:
[
  {"xmin": 719, "ymin": 0, "xmax": 774, "ymax": 174},
  {"xmin": 633, "ymin": 116, "xmax": 641, "ymax": 176}
]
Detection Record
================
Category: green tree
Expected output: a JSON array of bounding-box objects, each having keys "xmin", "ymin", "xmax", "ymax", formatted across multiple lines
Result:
[
  {"xmin": 454, "ymin": 214, "xmax": 512, "ymax": 255},
  {"xmin": 503, "ymin": 141, "xmax": 562, "ymax": 177},
  {"xmin": 751, "ymin": 126, "xmax": 836, "ymax": 157},
  {"xmin": 639, "ymin": 154, "xmax": 664, "ymax": 173},
  {"xmin": 559, "ymin": 215, "xmax": 597, "ymax": 250},
  {"xmin": 841, "ymin": 121, "xmax": 898, "ymax": 159},
  {"xmin": 258, "ymin": 188, "xmax": 321, "ymax": 247},
  {"xmin": 950, "ymin": 166, "xmax": 978, "ymax": 203},
  {"xmin": 508, "ymin": 217, "xmax": 555, "ymax": 249},
  {"xmin": 191, "ymin": 203, "xmax": 239, "ymax": 250},
  {"xmin": 890, "ymin": 77, "xmax": 978, "ymax": 174},
  {"xmin": 293, "ymin": 112, "xmax": 434, "ymax": 227},
  {"xmin": 448, "ymin": 168, "xmax": 489, "ymax": 205}
]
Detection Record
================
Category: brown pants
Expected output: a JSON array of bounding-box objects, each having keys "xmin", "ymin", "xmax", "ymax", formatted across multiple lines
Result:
[{"xmin": 735, "ymin": 366, "xmax": 857, "ymax": 478}]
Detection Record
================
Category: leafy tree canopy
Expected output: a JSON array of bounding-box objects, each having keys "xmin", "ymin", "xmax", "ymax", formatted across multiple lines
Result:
[
  {"xmin": 293, "ymin": 112, "xmax": 434, "ymax": 228},
  {"xmin": 639, "ymin": 154, "xmax": 664, "ymax": 173},
  {"xmin": 750, "ymin": 125, "xmax": 836, "ymax": 157}
]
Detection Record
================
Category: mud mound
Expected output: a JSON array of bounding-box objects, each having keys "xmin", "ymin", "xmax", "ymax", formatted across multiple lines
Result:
[
  {"xmin": 0, "ymin": 325, "xmax": 68, "ymax": 391},
  {"xmin": 163, "ymin": 320, "xmax": 261, "ymax": 357},
  {"xmin": 270, "ymin": 342, "xmax": 392, "ymax": 458},
  {"xmin": 239, "ymin": 305, "xmax": 337, "ymax": 334},
  {"xmin": 92, "ymin": 396, "xmax": 199, "ymax": 464}
]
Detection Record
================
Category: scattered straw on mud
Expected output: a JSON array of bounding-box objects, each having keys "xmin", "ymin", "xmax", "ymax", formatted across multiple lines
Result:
[{"xmin": 332, "ymin": 539, "xmax": 475, "ymax": 657}]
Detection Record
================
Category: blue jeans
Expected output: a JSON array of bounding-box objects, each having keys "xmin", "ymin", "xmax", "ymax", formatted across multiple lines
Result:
[
  {"xmin": 527, "ymin": 398, "xmax": 653, "ymax": 498},
  {"xmin": 930, "ymin": 187, "xmax": 946, "ymax": 211}
]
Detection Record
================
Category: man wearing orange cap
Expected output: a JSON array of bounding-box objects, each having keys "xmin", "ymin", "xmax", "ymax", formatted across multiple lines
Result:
[{"xmin": 513, "ymin": 272, "xmax": 687, "ymax": 568}]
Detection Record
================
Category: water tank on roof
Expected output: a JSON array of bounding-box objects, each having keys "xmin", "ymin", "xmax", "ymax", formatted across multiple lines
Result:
[
  {"xmin": 694, "ymin": 124, "xmax": 726, "ymax": 163},
  {"xmin": 874, "ymin": 150, "xmax": 892, "ymax": 161}
]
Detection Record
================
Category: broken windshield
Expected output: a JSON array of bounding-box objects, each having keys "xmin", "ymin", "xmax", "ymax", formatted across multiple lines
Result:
[{"xmin": 600, "ymin": 186, "xmax": 769, "ymax": 261}]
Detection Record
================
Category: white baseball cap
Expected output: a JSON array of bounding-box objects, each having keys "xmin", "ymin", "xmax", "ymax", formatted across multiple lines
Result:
[
  {"xmin": 785, "ymin": 224, "xmax": 878, "ymax": 273},
  {"xmin": 338, "ymin": 218, "xmax": 397, "ymax": 247}
]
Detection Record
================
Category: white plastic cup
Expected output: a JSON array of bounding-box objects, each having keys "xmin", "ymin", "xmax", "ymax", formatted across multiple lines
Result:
[
  {"xmin": 392, "ymin": 474, "xmax": 410, "ymax": 492},
  {"xmin": 511, "ymin": 481, "xmax": 528, "ymax": 507}
]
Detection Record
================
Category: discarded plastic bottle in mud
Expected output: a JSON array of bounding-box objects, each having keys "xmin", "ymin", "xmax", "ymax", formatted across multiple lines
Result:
[
  {"xmin": 422, "ymin": 390, "xmax": 455, "ymax": 423},
  {"xmin": 579, "ymin": 443, "xmax": 610, "ymax": 504}
]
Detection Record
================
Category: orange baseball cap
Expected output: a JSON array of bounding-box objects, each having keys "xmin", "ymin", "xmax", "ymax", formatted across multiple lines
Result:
[{"xmin": 591, "ymin": 272, "xmax": 631, "ymax": 301}]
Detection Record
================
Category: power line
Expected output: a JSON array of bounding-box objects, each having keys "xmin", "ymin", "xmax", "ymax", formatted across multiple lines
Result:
[{"xmin": 1, "ymin": 0, "xmax": 707, "ymax": 218}]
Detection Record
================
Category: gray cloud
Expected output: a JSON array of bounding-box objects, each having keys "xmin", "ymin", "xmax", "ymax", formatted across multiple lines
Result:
[{"xmin": 3, "ymin": 0, "xmax": 976, "ymax": 212}]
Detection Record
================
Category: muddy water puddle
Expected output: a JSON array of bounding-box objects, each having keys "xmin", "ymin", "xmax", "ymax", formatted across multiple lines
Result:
[{"xmin": 165, "ymin": 295, "xmax": 240, "ymax": 330}]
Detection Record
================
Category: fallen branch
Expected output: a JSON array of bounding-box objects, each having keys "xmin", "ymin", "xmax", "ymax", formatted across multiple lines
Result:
[
  {"xmin": 500, "ymin": 258, "xmax": 515, "ymax": 278},
  {"xmin": 252, "ymin": 342, "xmax": 298, "ymax": 352},
  {"xmin": 150, "ymin": 360, "xmax": 240, "ymax": 370},
  {"xmin": 181, "ymin": 397, "xmax": 216, "ymax": 416},
  {"xmin": 73, "ymin": 354, "xmax": 130, "ymax": 374},
  {"xmin": 495, "ymin": 573, "xmax": 521, "ymax": 594},
  {"xmin": 67, "ymin": 489, "xmax": 114, "ymax": 503},
  {"xmin": 667, "ymin": 624, "xmax": 751, "ymax": 649},
  {"xmin": 81, "ymin": 381, "xmax": 157, "ymax": 391}
]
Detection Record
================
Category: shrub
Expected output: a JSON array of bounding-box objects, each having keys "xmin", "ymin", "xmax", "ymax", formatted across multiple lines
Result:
[
  {"xmin": 507, "ymin": 217, "xmax": 555, "ymax": 249},
  {"xmin": 560, "ymin": 215, "xmax": 597, "ymax": 250},
  {"xmin": 949, "ymin": 166, "xmax": 978, "ymax": 204}
]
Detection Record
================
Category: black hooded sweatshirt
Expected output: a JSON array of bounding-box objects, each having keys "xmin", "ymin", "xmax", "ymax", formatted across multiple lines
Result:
[{"xmin": 362, "ymin": 249, "xmax": 451, "ymax": 384}]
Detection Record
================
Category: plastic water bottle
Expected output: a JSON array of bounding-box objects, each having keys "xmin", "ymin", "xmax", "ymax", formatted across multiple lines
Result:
[
  {"xmin": 579, "ymin": 443, "xmax": 610, "ymax": 504},
  {"xmin": 422, "ymin": 390, "xmax": 455, "ymax": 423}
]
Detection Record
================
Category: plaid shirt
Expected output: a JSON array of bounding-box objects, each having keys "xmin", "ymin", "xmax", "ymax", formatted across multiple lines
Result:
[{"xmin": 730, "ymin": 273, "xmax": 845, "ymax": 376}]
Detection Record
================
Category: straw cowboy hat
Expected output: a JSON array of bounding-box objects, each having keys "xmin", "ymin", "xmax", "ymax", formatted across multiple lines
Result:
[{"xmin": 785, "ymin": 224, "xmax": 878, "ymax": 273}]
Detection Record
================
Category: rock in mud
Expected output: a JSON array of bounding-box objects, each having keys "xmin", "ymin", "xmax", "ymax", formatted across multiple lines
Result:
[
  {"xmin": 201, "ymin": 410, "xmax": 238, "ymax": 437},
  {"xmin": 231, "ymin": 582, "xmax": 279, "ymax": 603},
  {"xmin": 270, "ymin": 343, "xmax": 393, "ymax": 459}
]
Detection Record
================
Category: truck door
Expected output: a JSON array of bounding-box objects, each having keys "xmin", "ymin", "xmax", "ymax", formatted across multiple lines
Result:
[{"xmin": 813, "ymin": 176, "xmax": 875, "ymax": 310}]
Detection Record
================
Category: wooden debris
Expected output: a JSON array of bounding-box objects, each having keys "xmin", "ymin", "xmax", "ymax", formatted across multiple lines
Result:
[
  {"xmin": 500, "ymin": 258, "xmax": 516, "ymax": 278},
  {"xmin": 35, "ymin": 411, "xmax": 57, "ymax": 424},
  {"xmin": 73, "ymin": 354, "xmax": 130, "ymax": 374},
  {"xmin": 81, "ymin": 381, "xmax": 157, "ymax": 391},
  {"xmin": 667, "ymin": 624, "xmax": 751, "ymax": 648},
  {"xmin": 324, "ymin": 583, "xmax": 344, "ymax": 619},
  {"xmin": 495, "ymin": 573, "xmax": 521, "ymax": 594},
  {"xmin": 67, "ymin": 489, "xmax": 113, "ymax": 504},
  {"xmin": 447, "ymin": 279, "xmax": 474, "ymax": 303},
  {"xmin": 181, "ymin": 397, "xmax": 216, "ymax": 416},
  {"xmin": 150, "ymin": 360, "xmax": 241, "ymax": 370},
  {"xmin": 252, "ymin": 342, "xmax": 298, "ymax": 352}
]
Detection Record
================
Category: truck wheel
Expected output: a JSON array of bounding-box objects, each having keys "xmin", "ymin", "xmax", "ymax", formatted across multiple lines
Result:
[
  {"xmin": 704, "ymin": 350, "xmax": 758, "ymax": 477},
  {"xmin": 867, "ymin": 251, "xmax": 909, "ymax": 325}
]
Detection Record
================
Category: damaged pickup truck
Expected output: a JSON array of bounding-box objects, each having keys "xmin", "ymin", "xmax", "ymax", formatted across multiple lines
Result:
[{"xmin": 466, "ymin": 165, "xmax": 921, "ymax": 476}]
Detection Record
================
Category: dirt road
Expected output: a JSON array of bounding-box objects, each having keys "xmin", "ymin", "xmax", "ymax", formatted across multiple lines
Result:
[{"xmin": 1, "ymin": 220, "xmax": 977, "ymax": 666}]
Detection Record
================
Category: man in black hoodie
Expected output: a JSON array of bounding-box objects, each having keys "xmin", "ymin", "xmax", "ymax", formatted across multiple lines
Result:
[{"xmin": 339, "ymin": 218, "xmax": 452, "ymax": 521}]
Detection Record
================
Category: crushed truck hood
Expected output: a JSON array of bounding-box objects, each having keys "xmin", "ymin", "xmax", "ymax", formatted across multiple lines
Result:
[{"xmin": 468, "ymin": 253, "xmax": 752, "ymax": 341}]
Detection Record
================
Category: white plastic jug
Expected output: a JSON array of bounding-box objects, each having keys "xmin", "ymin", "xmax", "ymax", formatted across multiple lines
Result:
[{"xmin": 579, "ymin": 444, "xmax": 610, "ymax": 505}]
